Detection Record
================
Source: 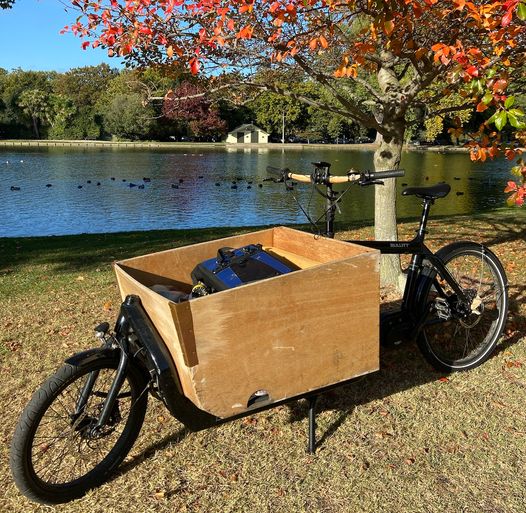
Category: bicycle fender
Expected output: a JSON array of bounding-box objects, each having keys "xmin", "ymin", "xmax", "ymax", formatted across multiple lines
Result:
[{"xmin": 64, "ymin": 347, "xmax": 120, "ymax": 367}]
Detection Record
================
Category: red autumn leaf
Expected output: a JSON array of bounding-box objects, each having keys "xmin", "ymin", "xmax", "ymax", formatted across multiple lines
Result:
[
  {"xmin": 501, "ymin": 9, "xmax": 513, "ymax": 27},
  {"xmin": 505, "ymin": 149, "xmax": 517, "ymax": 160},
  {"xmin": 504, "ymin": 180, "xmax": 518, "ymax": 192},
  {"xmin": 189, "ymin": 57, "xmax": 200, "ymax": 74},
  {"xmin": 492, "ymin": 79, "xmax": 508, "ymax": 93}
]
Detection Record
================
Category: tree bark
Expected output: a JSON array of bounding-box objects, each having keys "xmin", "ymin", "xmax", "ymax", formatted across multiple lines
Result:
[
  {"xmin": 32, "ymin": 116, "xmax": 40, "ymax": 139},
  {"xmin": 374, "ymin": 131, "xmax": 404, "ymax": 288},
  {"xmin": 373, "ymin": 50, "xmax": 407, "ymax": 289}
]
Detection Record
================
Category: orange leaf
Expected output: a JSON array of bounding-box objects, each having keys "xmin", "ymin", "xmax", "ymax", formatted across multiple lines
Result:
[
  {"xmin": 384, "ymin": 19, "xmax": 395, "ymax": 36},
  {"xmin": 504, "ymin": 181, "xmax": 518, "ymax": 193},
  {"xmin": 319, "ymin": 35, "xmax": 328, "ymax": 49},
  {"xmin": 476, "ymin": 102, "xmax": 488, "ymax": 112}
]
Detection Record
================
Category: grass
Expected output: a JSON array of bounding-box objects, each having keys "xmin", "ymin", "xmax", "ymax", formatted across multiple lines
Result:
[{"xmin": 0, "ymin": 209, "xmax": 525, "ymax": 513}]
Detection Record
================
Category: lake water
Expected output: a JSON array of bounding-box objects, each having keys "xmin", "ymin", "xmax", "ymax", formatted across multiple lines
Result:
[{"xmin": 0, "ymin": 146, "xmax": 514, "ymax": 237}]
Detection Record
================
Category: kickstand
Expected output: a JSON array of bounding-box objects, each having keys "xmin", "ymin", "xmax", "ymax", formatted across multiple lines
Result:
[{"xmin": 307, "ymin": 395, "xmax": 318, "ymax": 454}]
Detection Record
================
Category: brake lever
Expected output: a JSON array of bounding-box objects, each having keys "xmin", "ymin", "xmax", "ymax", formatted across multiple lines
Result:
[{"xmin": 359, "ymin": 179, "xmax": 384, "ymax": 186}]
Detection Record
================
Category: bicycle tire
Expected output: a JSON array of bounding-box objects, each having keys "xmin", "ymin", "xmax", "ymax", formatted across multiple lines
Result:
[
  {"xmin": 10, "ymin": 354, "xmax": 148, "ymax": 504},
  {"xmin": 417, "ymin": 241, "xmax": 508, "ymax": 372}
]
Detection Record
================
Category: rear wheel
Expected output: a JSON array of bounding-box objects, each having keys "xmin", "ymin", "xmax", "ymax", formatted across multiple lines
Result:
[
  {"xmin": 417, "ymin": 242, "xmax": 508, "ymax": 372},
  {"xmin": 10, "ymin": 354, "xmax": 148, "ymax": 504}
]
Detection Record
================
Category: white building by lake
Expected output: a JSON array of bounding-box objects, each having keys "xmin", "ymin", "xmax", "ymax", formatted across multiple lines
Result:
[{"xmin": 226, "ymin": 124, "xmax": 269, "ymax": 144}]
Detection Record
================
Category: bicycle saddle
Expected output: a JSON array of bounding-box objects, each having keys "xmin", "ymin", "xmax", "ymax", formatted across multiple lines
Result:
[{"xmin": 402, "ymin": 183, "xmax": 451, "ymax": 200}]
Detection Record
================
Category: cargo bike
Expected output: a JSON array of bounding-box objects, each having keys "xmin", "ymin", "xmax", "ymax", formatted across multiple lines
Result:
[{"xmin": 10, "ymin": 163, "xmax": 508, "ymax": 504}]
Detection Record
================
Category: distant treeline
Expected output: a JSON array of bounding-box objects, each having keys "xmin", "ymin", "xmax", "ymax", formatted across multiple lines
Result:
[
  {"xmin": 1, "ymin": 64, "xmax": 492, "ymax": 144},
  {"xmin": 0, "ymin": 65, "xmax": 382, "ymax": 143}
]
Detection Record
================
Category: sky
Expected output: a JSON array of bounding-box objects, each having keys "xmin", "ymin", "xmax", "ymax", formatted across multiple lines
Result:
[{"xmin": 0, "ymin": 0, "xmax": 124, "ymax": 72}]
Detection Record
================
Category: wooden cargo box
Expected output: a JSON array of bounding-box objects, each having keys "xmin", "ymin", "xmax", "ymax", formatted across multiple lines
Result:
[{"xmin": 114, "ymin": 227, "xmax": 379, "ymax": 418}]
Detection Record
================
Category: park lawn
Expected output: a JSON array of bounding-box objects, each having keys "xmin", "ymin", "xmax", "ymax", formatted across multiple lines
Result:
[{"xmin": 0, "ymin": 210, "xmax": 525, "ymax": 513}]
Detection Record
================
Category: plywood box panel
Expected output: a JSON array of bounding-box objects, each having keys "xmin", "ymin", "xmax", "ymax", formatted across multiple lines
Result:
[{"xmin": 115, "ymin": 227, "xmax": 379, "ymax": 418}]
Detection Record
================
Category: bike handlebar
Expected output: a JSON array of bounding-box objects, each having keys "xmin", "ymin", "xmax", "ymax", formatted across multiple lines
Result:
[
  {"xmin": 359, "ymin": 169, "xmax": 405, "ymax": 180},
  {"xmin": 266, "ymin": 166, "xmax": 405, "ymax": 184}
]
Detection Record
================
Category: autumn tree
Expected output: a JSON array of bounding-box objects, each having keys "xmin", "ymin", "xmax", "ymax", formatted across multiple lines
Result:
[
  {"xmin": 162, "ymin": 81, "xmax": 226, "ymax": 139},
  {"xmin": 69, "ymin": 0, "xmax": 526, "ymax": 285}
]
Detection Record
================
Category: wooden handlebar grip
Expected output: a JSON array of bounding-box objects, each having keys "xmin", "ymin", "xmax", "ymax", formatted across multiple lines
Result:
[{"xmin": 289, "ymin": 173, "xmax": 313, "ymax": 183}]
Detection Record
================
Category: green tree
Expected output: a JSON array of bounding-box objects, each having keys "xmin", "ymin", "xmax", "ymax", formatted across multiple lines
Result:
[
  {"xmin": 17, "ymin": 89, "xmax": 52, "ymax": 139},
  {"xmin": 104, "ymin": 93, "xmax": 155, "ymax": 140},
  {"xmin": 52, "ymin": 64, "xmax": 116, "ymax": 139},
  {"xmin": 47, "ymin": 94, "xmax": 76, "ymax": 139},
  {"xmin": 249, "ymin": 91, "xmax": 307, "ymax": 140},
  {"xmin": 0, "ymin": 69, "xmax": 53, "ymax": 137}
]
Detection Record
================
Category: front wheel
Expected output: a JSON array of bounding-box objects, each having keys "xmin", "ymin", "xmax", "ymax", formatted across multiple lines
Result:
[
  {"xmin": 10, "ymin": 353, "xmax": 148, "ymax": 504},
  {"xmin": 417, "ymin": 242, "xmax": 508, "ymax": 373}
]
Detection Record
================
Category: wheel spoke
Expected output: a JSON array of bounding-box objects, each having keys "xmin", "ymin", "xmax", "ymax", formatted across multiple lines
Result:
[{"xmin": 420, "ymin": 247, "xmax": 507, "ymax": 371}]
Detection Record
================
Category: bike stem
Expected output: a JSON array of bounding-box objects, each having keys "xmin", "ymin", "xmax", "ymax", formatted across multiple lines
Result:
[{"xmin": 313, "ymin": 162, "xmax": 337, "ymax": 238}]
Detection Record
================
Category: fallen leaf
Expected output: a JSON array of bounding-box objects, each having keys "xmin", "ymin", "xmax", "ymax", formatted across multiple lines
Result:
[{"xmin": 153, "ymin": 490, "xmax": 166, "ymax": 500}]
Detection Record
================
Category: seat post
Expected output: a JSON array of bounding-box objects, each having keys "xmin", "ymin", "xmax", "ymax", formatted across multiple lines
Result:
[{"xmin": 416, "ymin": 198, "xmax": 433, "ymax": 242}]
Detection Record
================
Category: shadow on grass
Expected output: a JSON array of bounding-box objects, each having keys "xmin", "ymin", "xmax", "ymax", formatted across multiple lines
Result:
[
  {"xmin": 108, "ymin": 289, "xmax": 524, "ymax": 479},
  {"xmin": 0, "ymin": 227, "xmax": 254, "ymax": 273},
  {"xmin": 1, "ymin": 207, "xmax": 524, "ymax": 273}
]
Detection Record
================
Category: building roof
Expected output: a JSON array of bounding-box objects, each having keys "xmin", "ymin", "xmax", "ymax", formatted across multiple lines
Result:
[{"xmin": 228, "ymin": 124, "xmax": 269, "ymax": 136}]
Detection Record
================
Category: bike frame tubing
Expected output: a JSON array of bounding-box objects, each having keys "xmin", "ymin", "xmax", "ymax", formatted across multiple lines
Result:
[{"xmin": 321, "ymin": 181, "xmax": 468, "ymax": 304}]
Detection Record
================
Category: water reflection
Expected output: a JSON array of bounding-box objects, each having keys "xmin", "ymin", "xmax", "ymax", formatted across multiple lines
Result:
[{"xmin": 0, "ymin": 146, "xmax": 513, "ymax": 237}]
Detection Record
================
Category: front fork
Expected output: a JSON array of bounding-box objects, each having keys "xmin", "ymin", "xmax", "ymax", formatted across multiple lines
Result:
[{"xmin": 72, "ymin": 316, "xmax": 131, "ymax": 433}]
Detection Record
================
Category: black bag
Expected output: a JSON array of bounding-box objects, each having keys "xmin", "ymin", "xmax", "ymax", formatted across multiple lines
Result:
[{"xmin": 191, "ymin": 244, "xmax": 297, "ymax": 293}]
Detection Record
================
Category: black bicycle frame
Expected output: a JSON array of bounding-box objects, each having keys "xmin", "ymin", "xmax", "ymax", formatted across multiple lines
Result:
[
  {"xmin": 80, "ymin": 175, "xmax": 468, "ymax": 452},
  {"xmin": 321, "ymin": 179, "xmax": 468, "ymax": 308}
]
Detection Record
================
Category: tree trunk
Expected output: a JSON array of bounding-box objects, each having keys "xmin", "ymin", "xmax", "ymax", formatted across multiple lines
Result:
[
  {"xmin": 32, "ymin": 116, "xmax": 40, "ymax": 139},
  {"xmin": 374, "ymin": 131, "xmax": 404, "ymax": 288}
]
